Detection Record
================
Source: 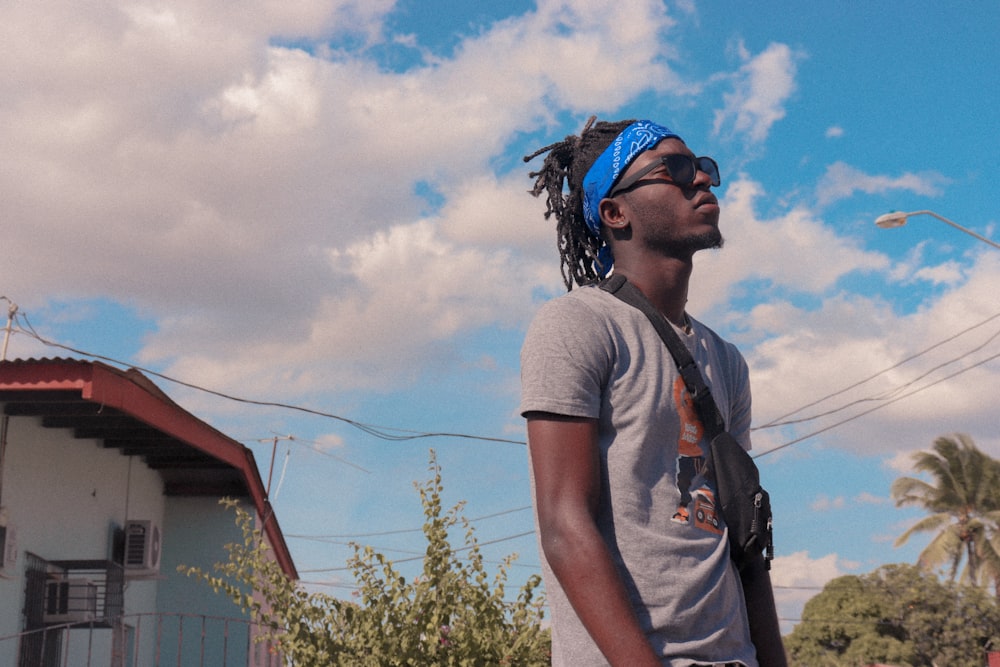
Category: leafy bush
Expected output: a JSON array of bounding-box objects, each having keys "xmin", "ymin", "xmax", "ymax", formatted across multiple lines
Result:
[{"xmin": 182, "ymin": 451, "xmax": 550, "ymax": 665}]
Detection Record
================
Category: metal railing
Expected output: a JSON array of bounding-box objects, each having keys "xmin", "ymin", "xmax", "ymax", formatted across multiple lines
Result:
[{"xmin": 0, "ymin": 612, "xmax": 283, "ymax": 667}]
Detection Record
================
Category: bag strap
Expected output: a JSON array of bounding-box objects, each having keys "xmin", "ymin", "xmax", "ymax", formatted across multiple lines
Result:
[{"xmin": 599, "ymin": 274, "xmax": 726, "ymax": 440}]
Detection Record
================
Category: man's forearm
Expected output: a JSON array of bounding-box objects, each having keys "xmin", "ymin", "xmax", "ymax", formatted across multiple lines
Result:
[{"xmin": 542, "ymin": 521, "xmax": 661, "ymax": 666}]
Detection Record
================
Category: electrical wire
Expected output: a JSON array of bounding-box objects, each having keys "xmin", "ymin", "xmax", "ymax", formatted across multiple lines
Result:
[
  {"xmin": 752, "ymin": 324, "xmax": 1000, "ymax": 431},
  {"xmin": 754, "ymin": 348, "xmax": 1000, "ymax": 458},
  {"xmin": 254, "ymin": 434, "xmax": 372, "ymax": 474},
  {"xmin": 10, "ymin": 314, "xmax": 527, "ymax": 446},
  {"xmin": 286, "ymin": 505, "xmax": 532, "ymax": 540},
  {"xmin": 8, "ymin": 302, "xmax": 1000, "ymax": 464},
  {"xmin": 298, "ymin": 530, "xmax": 537, "ymax": 573},
  {"xmin": 754, "ymin": 309, "xmax": 1000, "ymax": 430}
]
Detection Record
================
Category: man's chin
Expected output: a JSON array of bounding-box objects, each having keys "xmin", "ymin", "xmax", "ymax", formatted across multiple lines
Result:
[{"xmin": 688, "ymin": 230, "xmax": 724, "ymax": 253}]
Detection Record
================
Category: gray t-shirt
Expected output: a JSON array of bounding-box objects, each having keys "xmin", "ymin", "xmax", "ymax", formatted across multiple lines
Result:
[{"xmin": 520, "ymin": 285, "xmax": 758, "ymax": 667}]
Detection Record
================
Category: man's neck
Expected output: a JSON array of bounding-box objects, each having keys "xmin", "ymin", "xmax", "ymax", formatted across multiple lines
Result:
[{"xmin": 613, "ymin": 258, "xmax": 692, "ymax": 327}]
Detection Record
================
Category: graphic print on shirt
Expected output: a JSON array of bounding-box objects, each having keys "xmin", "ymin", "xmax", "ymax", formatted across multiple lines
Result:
[{"xmin": 671, "ymin": 377, "xmax": 722, "ymax": 534}]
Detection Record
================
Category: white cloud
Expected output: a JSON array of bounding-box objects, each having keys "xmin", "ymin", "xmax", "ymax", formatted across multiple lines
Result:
[
  {"xmin": 815, "ymin": 161, "xmax": 950, "ymax": 207},
  {"xmin": 713, "ymin": 42, "xmax": 801, "ymax": 143},
  {"xmin": 689, "ymin": 176, "xmax": 889, "ymax": 314},
  {"xmin": 681, "ymin": 177, "xmax": 1000, "ymax": 461},
  {"xmin": 4, "ymin": 0, "xmax": 997, "ymax": 475},
  {"xmin": 825, "ymin": 125, "xmax": 844, "ymax": 138},
  {"xmin": 885, "ymin": 450, "xmax": 919, "ymax": 475},
  {"xmin": 810, "ymin": 495, "xmax": 846, "ymax": 512},
  {"xmin": 912, "ymin": 260, "xmax": 965, "ymax": 286},
  {"xmin": 742, "ymin": 253, "xmax": 1000, "ymax": 457},
  {"xmin": 0, "ymin": 0, "xmax": 683, "ymax": 399},
  {"xmin": 770, "ymin": 551, "xmax": 853, "ymax": 633},
  {"xmin": 313, "ymin": 433, "xmax": 346, "ymax": 451},
  {"xmin": 855, "ymin": 491, "xmax": 887, "ymax": 505}
]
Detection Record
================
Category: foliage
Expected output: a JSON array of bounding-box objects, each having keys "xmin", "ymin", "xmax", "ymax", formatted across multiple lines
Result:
[
  {"xmin": 891, "ymin": 433, "xmax": 1000, "ymax": 591},
  {"xmin": 181, "ymin": 451, "xmax": 550, "ymax": 666},
  {"xmin": 784, "ymin": 563, "xmax": 1000, "ymax": 667}
]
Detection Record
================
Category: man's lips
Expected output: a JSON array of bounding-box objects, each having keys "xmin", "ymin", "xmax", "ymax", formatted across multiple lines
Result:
[{"xmin": 694, "ymin": 194, "xmax": 719, "ymax": 209}]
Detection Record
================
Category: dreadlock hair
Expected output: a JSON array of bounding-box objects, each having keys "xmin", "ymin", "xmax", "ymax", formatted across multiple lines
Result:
[{"xmin": 524, "ymin": 116, "xmax": 636, "ymax": 290}]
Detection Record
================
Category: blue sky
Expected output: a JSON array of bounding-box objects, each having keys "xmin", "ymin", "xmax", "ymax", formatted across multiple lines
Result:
[{"xmin": 3, "ymin": 0, "xmax": 1000, "ymax": 634}]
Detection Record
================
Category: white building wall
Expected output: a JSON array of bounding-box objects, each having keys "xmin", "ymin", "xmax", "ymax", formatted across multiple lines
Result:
[
  {"xmin": 0, "ymin": 407, "xmax": 165, "ymax": 665},
  {"xmin": 156, "ymin": 496, "xmax": 255, "ymax": 666}
]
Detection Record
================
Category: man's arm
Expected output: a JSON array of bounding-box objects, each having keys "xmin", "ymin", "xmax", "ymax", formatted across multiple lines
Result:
[
  {"xmin": 526, "ymin": 412, "xmax": 661, "ymax": 667},
  {"xmin": 739, "ymin": 553, "xmax": 788, "ymax": 667}
]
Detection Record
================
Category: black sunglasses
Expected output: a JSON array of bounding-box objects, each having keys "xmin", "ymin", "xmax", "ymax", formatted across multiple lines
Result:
[{"xmin": 609, "ymin": 154, "xmax": 720, "ymax": 197}]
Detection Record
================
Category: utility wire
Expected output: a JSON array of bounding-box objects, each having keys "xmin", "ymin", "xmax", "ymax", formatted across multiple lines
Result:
[
  {"xmin": 753, "ymin": 323, "xmax": 1000, "ymax": 430},
  {"xmin": 10, "ymin": 314, "xmax": 527, "ymax": 446},
  {"xmin": 254, "ymin": 434, "xmax": 372, "ymax": 474},
  {"xmin": 754, "ymin": 309, "xmax": 1000, "ymax": 430},
  {"xmin": 754, "ymin": 348, "xmax": 1000, "ymax": 458},
  {"xmin": 299, "ymin": 530, "xmax": 537, "ymax": 573},
  {"xmin": 7, "ymin": 304, "xmax": 999, "ymax": 461},
  {"xmin": 287, "ymin": 505, "xmax": 532, "ymax": 540}
]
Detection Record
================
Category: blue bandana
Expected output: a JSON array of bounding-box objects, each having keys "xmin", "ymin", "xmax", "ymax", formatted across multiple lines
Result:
[
  {"xmin": 582, "ymin": 120, "xmax": 682, "ymax": 234},
  {"xmin": 581, "ymin": 120, "xmax": 681, "ymax": 274}
]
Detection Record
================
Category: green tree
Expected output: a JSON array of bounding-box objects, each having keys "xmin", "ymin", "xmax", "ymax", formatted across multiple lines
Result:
[
  {"xmin": 182, "ymin": 451, "xmax": 550, "ymax": 666},
  {"xmin": 891, "ymin": 433, "xmax": 1000, "ymax": 591},
  {"xmin": 784, "ymin": 563, "xmax": 1000, "ymax": 667}
]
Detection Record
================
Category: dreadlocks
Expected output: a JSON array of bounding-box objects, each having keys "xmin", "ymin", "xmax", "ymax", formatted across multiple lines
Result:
[{"xmin": 524, "ymin": 116, "xmax": 636, "ymax": 290}]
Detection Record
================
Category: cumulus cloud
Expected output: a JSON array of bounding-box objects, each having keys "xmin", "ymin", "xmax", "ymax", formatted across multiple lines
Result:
[
  {"xmin": 816, "ymin": 161, "xmax": 950, "ymax": 206},
  {"xmin": 682, "ymin": 177, "xmax": 1000, "ymax": 460},
  {"xmin": 713, "ymin": 41, "xmax": 801, "ymax": 143},
  {"xmin": 742, "ymin": 253, "xmax": 1000, "ymax": 457},
  {"xmin": 770, "ymin": 551, "xmax": 853, "ymax": 633},
  {"xmin": 689, "ymin": 176, "xmax": 889, "ymax": 315},
  {"xmin": 4, "ymin": 0, "xmax": 997, "ymax": 468},
  {"xmin": 856, "ymin": 491, "xmax": 887, "ymax": 505},
  {"xmin": 0, "ymin": 0, "xmax": 681, "ymax": 398},
  {"xmin": 810, "ymin": 494, "xmax": 846, "ymax": 512}
]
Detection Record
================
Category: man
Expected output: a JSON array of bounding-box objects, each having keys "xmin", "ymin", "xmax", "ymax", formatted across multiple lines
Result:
[{"xmin": 520, "ymin": 118, "xmax": 786, "ymax": 666}]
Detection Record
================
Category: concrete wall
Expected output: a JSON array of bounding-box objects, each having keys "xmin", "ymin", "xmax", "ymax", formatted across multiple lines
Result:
[
  {"xmin": 0, "ymin": 407, "xmax": 163, "ymax": 665},
  {"xmin": 0, "ymin": 405, "xmax": 275, "ymax": 667},
  {"xmin": 155, "ymin": 495, "xmax": 254, "ymax": 666}
]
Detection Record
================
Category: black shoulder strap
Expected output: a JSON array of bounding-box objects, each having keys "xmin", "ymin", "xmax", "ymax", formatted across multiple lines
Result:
[{"xmin": 599, "ymin": 274, "xmax": 726, "ymax": 440}]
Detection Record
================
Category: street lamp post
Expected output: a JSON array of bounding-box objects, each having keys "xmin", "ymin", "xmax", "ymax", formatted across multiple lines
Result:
[{"xmin": 874, "ymin": 210, "xmax": 1000, "ymax": 251}]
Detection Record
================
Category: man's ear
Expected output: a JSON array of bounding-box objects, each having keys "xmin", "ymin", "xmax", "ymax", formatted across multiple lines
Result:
[{"xmin": 598, "ymin": 197, "xmax": 629, "ymax": 230}]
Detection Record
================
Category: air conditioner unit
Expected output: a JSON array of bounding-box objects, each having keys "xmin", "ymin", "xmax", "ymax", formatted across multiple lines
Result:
[
  {"xmin": 43, "ymin": 578, "xmax": 98, "ymax": 624},
  {"xmin": 123, "ymin": 520, "xmax": 161, "ymax": 574}
]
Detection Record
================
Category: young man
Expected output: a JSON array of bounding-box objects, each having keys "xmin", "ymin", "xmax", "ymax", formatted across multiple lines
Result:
[{"xmin": 521, "ymin": 118, "xmax": 786, "ymax": 666}]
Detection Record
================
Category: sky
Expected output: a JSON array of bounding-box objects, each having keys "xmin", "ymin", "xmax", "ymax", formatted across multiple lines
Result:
[{"xmin": 3, "ymin": 0, "xmax": 1000, "ymax": 636}]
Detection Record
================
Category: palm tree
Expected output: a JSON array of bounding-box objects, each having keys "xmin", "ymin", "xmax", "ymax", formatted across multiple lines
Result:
[{"xmin": 891, "ymin": 433, "xmax": 1000, "ymax": 592}]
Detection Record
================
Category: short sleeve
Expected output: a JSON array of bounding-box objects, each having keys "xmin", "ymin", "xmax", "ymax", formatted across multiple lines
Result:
[{"xmin": 519, "ymin": 293, "xmax": 612, "ymax": 419}]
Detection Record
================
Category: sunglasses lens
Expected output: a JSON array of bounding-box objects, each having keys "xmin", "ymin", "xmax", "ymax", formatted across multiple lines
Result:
[
  {"xmin": 697, "ymin": 157, "xmax": 721, "ymax": 186},
  {"xmin": 664, "ymin": 155, "xmax": 697, "ymax": 184}
]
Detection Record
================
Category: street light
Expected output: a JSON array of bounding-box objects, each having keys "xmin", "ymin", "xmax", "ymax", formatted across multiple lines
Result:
[{"xmin": 874, "ymin": 210, "xmax": 1000, "ymax": 251}]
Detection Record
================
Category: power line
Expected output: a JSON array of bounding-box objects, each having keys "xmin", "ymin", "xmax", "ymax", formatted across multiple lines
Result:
[
  {"xmin": 253, "ymin": 433, "xmax": 372, "ymax": 474},
  {"xmin": 299, "ymin": 530, "xmax": 537, "ymax": 573},
  {"xmin": 10, "ymin": 314, "xmax": 527, "ymax": 446},
  {"xmin": 287, "ymin": 505, "xmax": 532, "ymax": 540},
  {"xmin": 754, "ymin": 348, "xmax": 1000, "ymax": 458},
  {"xmin": 754, "ymin": 309, "xmax": 1000, "ymax": 431},
  {"xmin": 752, "ymin": 324, "xmax": 1000, "ymax": 434},
  {"xmin": 9, "ymin": 302, "xmax": 999, "ymax": 461}
]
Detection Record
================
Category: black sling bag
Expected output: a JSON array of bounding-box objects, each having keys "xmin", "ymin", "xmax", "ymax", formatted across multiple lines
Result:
[{"xmin": 600, "ymin": 274, "xmax": 773, "ymax": 571}]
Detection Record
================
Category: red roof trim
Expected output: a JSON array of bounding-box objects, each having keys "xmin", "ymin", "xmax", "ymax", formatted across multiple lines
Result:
[{"xmin": 0, "ymin": 358, "xmax": 298, "ymax": 579}]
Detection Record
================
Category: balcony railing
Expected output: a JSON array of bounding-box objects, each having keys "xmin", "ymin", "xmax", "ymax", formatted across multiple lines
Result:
[{"xmin": 0, "ymin": 612, "xmax": 282, "ymax": 667}]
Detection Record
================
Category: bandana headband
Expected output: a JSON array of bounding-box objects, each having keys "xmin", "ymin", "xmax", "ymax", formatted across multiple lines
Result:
[{"xmin": 581, "ymin": 120, "xmax": 682, "ymax": 237}]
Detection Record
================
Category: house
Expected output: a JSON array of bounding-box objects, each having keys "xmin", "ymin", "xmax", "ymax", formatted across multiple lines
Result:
[{"xmin": 0, "ymin": 358, "xmax": 297, "ymax": 666}]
